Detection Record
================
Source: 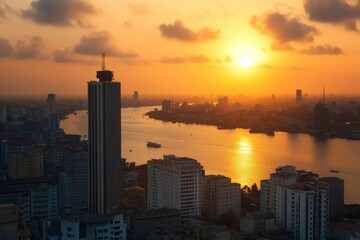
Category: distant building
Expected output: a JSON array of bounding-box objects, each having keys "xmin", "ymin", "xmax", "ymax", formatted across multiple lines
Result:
[
  {"xmin": 318, "ymin": 177, "xmax": 344, "ymax": 220},
  {"xmin": 0, "ymin": 103, "xmax": 6, "ymax": 123},
  {"xmin": 147, "ymin": 155, "xmax": 203, "ymax": 221},
  {"xmin": 296, "ymin": 89, "xmax": 302, "ymax": 104},
  {"xmin": 314, "ymin": 102, "xmax": 329, "ymax": 134},
  {"xmin": 46, "ymin": 94, "xmax": 59, "ymax": 131},
  {"xmin": 8, "ymin": 148, "xmax": 44, "ymax": 179},
  {"xmin": 133, "ymin": 91, "xmax": 139, "ymax": 102},
  {"xmin": 276, "ymin": 182, "xmax": 328, "ymax": 240},
  {"xmin": 162, "ymin": 100, "xmax": 173, "ymax": 113},
  {"xmin": 43, "ymin": 212, "xmax": 127, "ymax": 240},
  {"xmin": 202, "ymin": 175, "xmax": 241, "ymax": 222},
  {"xmin": 88, "ymin": 56, "xmax": 123, "ymax": 214},
  {"xmin": 0, "ymin": 204, "xmax": 19, "ymax": 240},
  {"xmin": 217, "ymin": 96, "xmax": 228, "ymax": 109}
]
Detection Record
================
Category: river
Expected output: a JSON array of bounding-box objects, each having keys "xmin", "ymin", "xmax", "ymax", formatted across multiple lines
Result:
[{"xmin": 60, "ymin": 106, "xmax": 360, "ymax": 204}]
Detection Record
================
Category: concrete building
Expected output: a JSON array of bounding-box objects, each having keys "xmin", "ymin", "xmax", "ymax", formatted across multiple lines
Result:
[
  {"xmin": 88, "ymin": 56, "xmax": 123, "ymax": 214},
  {"xmin": 0, "ymin": 204, "xmax": 19, "ymax": 240},
  {"xmin": 268, "ymin": 166, "xmax": 297, "ymax": 214},
  {"xmin": 46, "ymin": 93, "xmax": 56, "ymax": 118},
  {"xmin": 133, "ymin": 91, "xmax": 139, "ymax": 102},
  {"xmin": 147, "ymin": 155, "xmax": 204, "ymax": 221},
  {"xmin": 276, "ymin": 182, "xmax": 328, "ymax": 240},
  {"xmin": 202, "ymin": 175, "xmax": 241, "ymax": 222},
  {"xmin": 161, "ymin": 100, "xmax": 173, "ymax": 113},
  {"xmin": 314, "ymin": 102, "xmax": 329, "ymax": 134},
  {"xmin": 260, "ymin": 179, "xmax": 270, "ymax": 213},
  {"xmin": 8, "ymin": 148, "xmax": 44, "ymax": 179},
  {"xmin": 296, "ymin": 89, "xmax": 302, "ymax": 104},
  {"xmin": 318, "ymin": 177, "xmax": 344, "ymax": 220},
  {"xmin": 0, "ymin": 103, "xmax": 6, "ymax": 123},
  {"xmin": 43, "ymin": 212, "xmax": 127, "ymax": 240}
]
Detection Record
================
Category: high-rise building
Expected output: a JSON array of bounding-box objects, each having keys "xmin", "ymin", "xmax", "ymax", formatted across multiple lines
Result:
[
  {"xmin": 46, "ymin": 94, "xmax": 56, "ymax": 118},
  {"xmin": 46, "ymin": 94, "xmax": 59, "ymax": 131},
  {"xmin": 318, "ymin": 177, "xmax": 344, "ymax": 220},
  {"xmin": 88, "ymin": 54, "xmax": 122, "ymax": 214},
  {"xmin": 260, "ymin": 179, "xmax": 270, "ymax": 213},
  {"xmin": 202, "ymin": 175, "xmax": 241, "ymax": 222},
  {"xmin": 267, "ymin": 166, "xmax": 297, "ymax": 214},
  {"xmin": 133, "ymin": 91, "xmax": 139, "ymax": 102},
  {"xmin": 161, "ymin": 100, "xmax": 173, "ymax": 113},
  {"xmin": 296, "ymin": 89, "xmax": 302, "ymax": 104},
  {"xmin": 0, "ymin": 103, "xmax": 6, "ymax": 123},
  {"xmin": 8, "ymin": 148, "xmax": 44, "ymax": 179},
  {"xmin": 314, "ymin": 102, "xmax": 329, "ymax": 134},
  {"xmin": 0, "ymin": 204, "xmax": 19, "ymax": 240},
  {"xmin": 276, "ymin": 183, "xmax": 328, "ymax": 240},
  {"xmin": 147, "ymin": 155, "xmax": 203, "ymax": 221}
]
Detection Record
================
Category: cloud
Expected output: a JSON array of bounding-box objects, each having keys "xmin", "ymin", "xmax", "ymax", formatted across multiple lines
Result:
[
  {"xmin": 0, "ymin": 1, "xmax": 14, "ymax": 20},
  {"xmin": 0, "ymin": 36, "xmax": 45, "ymax": 60},
  {"xmin": 53, "ymin": 48, "xmax": 78, "ymax": 63},
  {"xmin": 251, "ymin": 12, "xmax": 318, "ymax": 45},
  {"xmin": 0, "ymin": 38, "xmax": 14, "ymax": 57},
  {"xmin": 14, "ymin": 36, "xmax": 45, "ymax": 59},
  {"xmin": 127, "ymin": 3, "xmax": 149, "ymax": 16},
  {"xmin": 22, "ymin": 0, "xmax": 98, "ymax": 27},
  {"xmin": 160, "ymin": 55, "xmax": 211, "ymax": 64},
  {"xmin": 159, "ymin": 20, "xmax": 220, "ymax": 42},
  {"xmin": 74, "ymin": 31, "xmax": 138, "ymax": 59},
  {"xmin": 301, "ymin": 44, "xmax": 343, "ymax": 55},
  {"xmin": 190, "ymin": 55, "xmax": 210, "ymax": 63},
  {"xmin": 288, "ymin": 65, "xmax": 307, "ymax": 71},
  {"xmin": 304, "ymin": 0, "xmax": 360, "ymax": 31}
]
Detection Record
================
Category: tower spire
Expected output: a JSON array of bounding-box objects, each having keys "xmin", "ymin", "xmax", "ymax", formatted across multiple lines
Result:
[
  {"xmin": 323, "ymin": 87, "xmax": 325, "ymax": 105},
  {"xmin": 102, "ymin": 52, "xmax": 106, "ymax": 71}
]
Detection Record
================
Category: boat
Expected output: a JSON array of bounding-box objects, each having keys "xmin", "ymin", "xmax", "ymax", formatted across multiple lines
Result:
[
  {"xmin": 147, "ymin": 142, "xmax": 161, "ymax": 148},
  {"xmin": 330, "ymin": 170, "xmax": 339, "ymax": 173},
  {"xmin": 265, "ymin": 131, "xmax": 275, "ymax": 136},
  {"xmin": 129, "ymin": 150, "xmax": 132, "ymax": 152}
]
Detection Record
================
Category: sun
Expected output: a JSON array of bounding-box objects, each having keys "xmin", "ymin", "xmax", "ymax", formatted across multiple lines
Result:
[{"xmin": 232, "ymin": 45, "xmax": 263, "ymax": 68}]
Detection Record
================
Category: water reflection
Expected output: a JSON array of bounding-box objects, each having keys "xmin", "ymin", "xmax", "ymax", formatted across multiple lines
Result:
[{"xmin": 61, "ymin": 107, "xmax": 360, "ymax": 203}]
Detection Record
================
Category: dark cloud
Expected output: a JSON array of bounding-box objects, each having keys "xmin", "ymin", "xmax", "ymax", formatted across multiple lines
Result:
[
  {"xmin": 127, "ymin": 3, "xmax": 149, "ymax": 16},
  {"xmin": 251, "ymin": 12, "xmax": 318, "ymax": 44},
  {"xmin": 301, "ymin": 44, "xmax": 343, "ymax": 55},
  {"xmin": 53, "ymin": 49, "xmax": 78, "ymax": 63},
  {"xmin": 0, "ymin": 36, "xmax": 45, "ymax": 59},
  {"xmin": 14, "ymin": 36, "xmax": 45, "ymax": 59},
  {"xmin": 304, "ymin": 0, "xmax": 360, "ymax": 31},
  {"xmin": 159, "ymin": 20, "xmax": 220, "ymax": 42},
  {"xmin": 22, "ymin": 0, "xmax": 98, "ymax": 27},
  {"xmin": 271, "ymin": 42, "xmax": 295, "ymax": 51},
  {"xmin": 74, "ymin": 31, "xmax": 138, "ymax": 59},
  {"xmin": 0, "ymin": 38, "xmax": 14, "ymax": 57}
]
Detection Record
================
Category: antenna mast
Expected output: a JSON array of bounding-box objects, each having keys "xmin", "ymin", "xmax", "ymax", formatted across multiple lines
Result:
[
  {"xmin": 323, "ymin": 87, "xmax": 325, "ymax": 105},
  {"xmin": 102, "ymin": 52, "xmax": 106, "ymax": 71}
]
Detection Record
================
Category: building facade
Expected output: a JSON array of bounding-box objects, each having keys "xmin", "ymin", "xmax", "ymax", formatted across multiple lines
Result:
[
  {"xmin": 318, "ymin": 177, "xmax": 344, "ymax": 220},
  {"xmin": 147, "ymin": 155, "xmax": 203, "ymax": 221},
  {"xmin": 88, "ymin": 62, "xmax": 122, "ymax": 214},
  {"xmin": 202, "ymin": 175, "xmax": 241, "ymax": 222},
  {"xmin": 276, "ymin": 183, "xmax": 328, "ymax": 240}
]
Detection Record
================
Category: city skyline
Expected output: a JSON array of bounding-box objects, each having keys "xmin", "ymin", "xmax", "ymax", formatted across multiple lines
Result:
[{"xmin": 1, "ymin": 0, "xmax": 360, "ymax": 95}]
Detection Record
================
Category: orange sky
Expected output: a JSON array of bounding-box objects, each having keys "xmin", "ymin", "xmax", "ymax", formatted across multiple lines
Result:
[{"xmin": 0, "ymin": 0, "xmax": 360, "ymax": 96}]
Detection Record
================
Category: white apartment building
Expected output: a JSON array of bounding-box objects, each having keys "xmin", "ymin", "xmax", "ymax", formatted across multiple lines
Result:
[
  {"xmin": 147, "ymin": 155, "xmax": 203, "ymax": 221},
  {"xmin": 276, "ymin": 183, "xmax": 328, "ymax": 240}
]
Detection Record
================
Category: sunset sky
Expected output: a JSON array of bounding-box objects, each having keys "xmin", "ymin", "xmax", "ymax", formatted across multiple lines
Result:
[{"xmin": 1, "ymin": 0, "xmax": 360, "ymax": 95}]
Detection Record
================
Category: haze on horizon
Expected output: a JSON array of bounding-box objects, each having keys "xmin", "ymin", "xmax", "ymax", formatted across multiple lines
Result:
[{"xmin": 0, "ymin": 0, "xmax": 360, "ymax": 96}]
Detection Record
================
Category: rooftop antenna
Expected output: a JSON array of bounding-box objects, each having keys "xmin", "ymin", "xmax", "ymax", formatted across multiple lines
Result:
[{"xmin": 102, "ymin": 52, "xmax": 106, "ymax": 71}]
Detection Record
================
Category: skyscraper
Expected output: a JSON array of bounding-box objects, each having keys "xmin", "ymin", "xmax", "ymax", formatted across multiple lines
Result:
[
  {"xmin": 46, "ymin": 94, "xmax": 59, "ymax": 131},
  {"xmin": 314, "ymin": 103, "xmax": 329, "ymax": 134},
  {"xmin": 296, "ymin": 89, "xmax": 302, "ymax": 104},
  {"xmin": 88, "ymin": 54, "xmax": 122, "ymax": 214}
]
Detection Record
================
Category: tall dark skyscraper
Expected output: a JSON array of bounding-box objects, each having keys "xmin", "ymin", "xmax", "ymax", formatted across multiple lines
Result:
[
  {"xmin": 296, "ymin": 89, "xmax": 302, "ymax": 104},
  {"xmin": 88, "ymin": 54, "xmax": 122, "ymax": 214}
]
